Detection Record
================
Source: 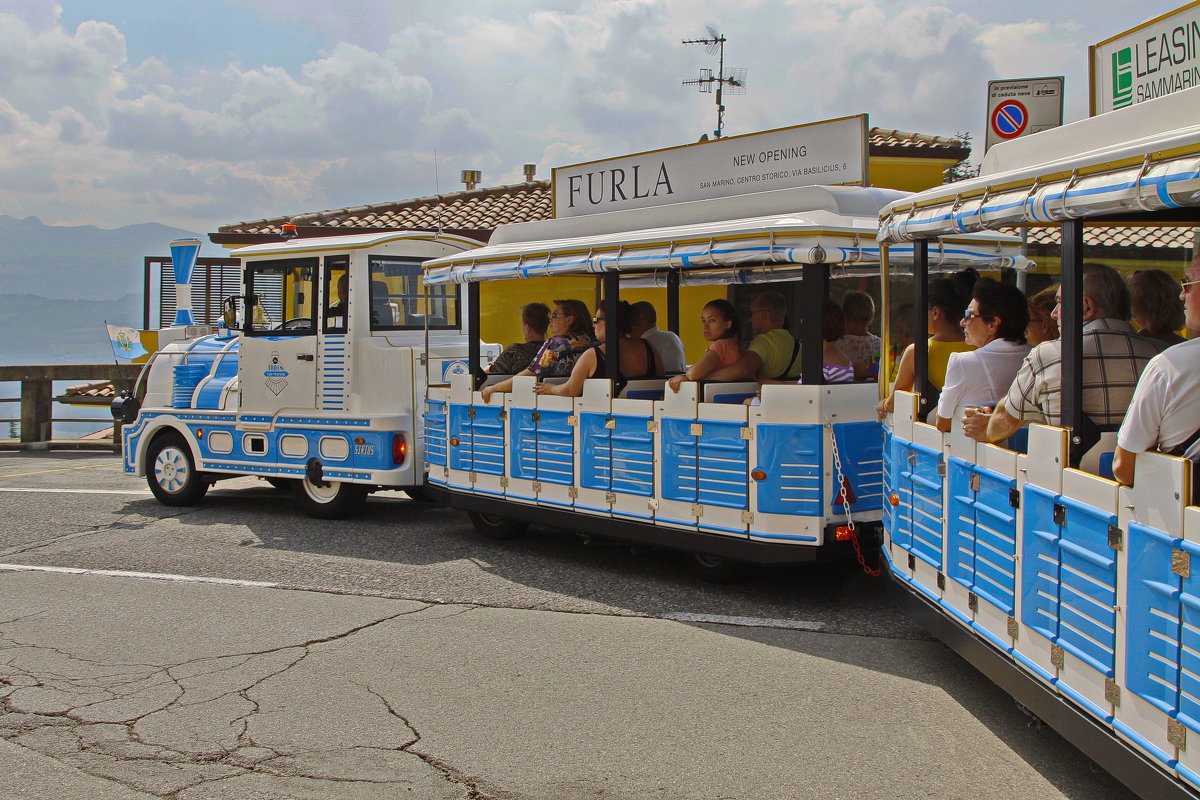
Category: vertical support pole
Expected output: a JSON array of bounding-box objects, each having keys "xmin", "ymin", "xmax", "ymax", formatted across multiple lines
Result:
[
  {"xmin": 913, "ymin": 239, "xmax": 931, "ymax": 415},
  {"xmin": 666, "ymin": 270, "xmax": 681, "ymax": 334},
  {"xmin": 801, "ymin": 263, "xmax": 827, "ymax": 384},
  {"xmin": 1060, "ymin": 218, "xmax": 1085, "ymax": 446},
  {"xmin": 603, "ymin": 272, "xmax": 621, "ymax": 382},
  {"xmin": 879, "ymin": 245, "xmax": 891, "ymax": 401},
  {"xmin": 468, "ymin": 282, "xmax": 481, "ymax": 387},
  {"xmin": 20, "ymin": 379, "xmax": 52, "ymax": 444}
]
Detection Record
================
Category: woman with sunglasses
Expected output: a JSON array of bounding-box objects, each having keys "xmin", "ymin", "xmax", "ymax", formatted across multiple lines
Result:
[
  {"xmin": 535, "ymin": 301, "xmax": 654, "ymax": 398},
  {"xmin": 481, "ymin": 299, "xmax": 595, "ymax": 403},
  {"xmin": 934, "ymin": 278, "xmax": 1030, "ymax": 433}
]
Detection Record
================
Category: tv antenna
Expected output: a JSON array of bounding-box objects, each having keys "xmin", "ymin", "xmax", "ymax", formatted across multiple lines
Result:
[{"xmin": 682, "ymin": 26, "xmax": 747, "ymax": 139}]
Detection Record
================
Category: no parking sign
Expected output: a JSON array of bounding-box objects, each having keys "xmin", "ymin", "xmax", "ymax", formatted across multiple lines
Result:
[{"xmin": 985, "ymin": 77, "xmax": 1064, "ymax": 152}]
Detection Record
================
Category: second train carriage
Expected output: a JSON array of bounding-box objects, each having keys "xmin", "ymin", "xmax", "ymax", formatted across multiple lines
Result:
[
  {"xmin": 876, "ymin": 85, "xmax": 1200, "ymax": 798},
  {"xmin": 418, "ymin": 183, "xmax": 1025, "ymax": 574}
]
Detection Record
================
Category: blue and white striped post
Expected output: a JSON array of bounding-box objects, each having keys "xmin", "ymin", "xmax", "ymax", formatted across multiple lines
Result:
[{"xmin": 169, "ymin": 237, "xmax": 201, "ymax": 326}]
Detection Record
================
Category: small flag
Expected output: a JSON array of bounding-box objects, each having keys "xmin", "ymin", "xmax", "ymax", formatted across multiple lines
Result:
[{"xmin": 107, "ymin": 324, "xmax": 148, "ymax": 360}]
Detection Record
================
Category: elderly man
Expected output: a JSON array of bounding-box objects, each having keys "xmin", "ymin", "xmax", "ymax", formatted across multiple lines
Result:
[
  {"xmin": 1113, "ymin": 254, "xmax": 1200, "ymax": 486},
  {"xmin": 708, "ymin": 290, "xmax": 802, "ymax": 382},
  {"xmin": 629, "ymin": 301, "xmax": 685, "ymax": 375},
  {"xmin": 962, "ymin": 263, "xmax": 1162, "ymax": 448}
]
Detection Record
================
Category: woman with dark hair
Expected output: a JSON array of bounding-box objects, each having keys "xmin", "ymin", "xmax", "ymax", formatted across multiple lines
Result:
[
  {"xmin": 536, "ymin": 300, "xmax": 654, "ymax": 398},
  {"xmin": 935, "ymin": 279, "xmax": 1030, "ymax": 432},
  {"xmin": 486, "ymin": 302, "xmax": 550, "ymax": 375},
  {"xmin": 667, "ymin": 298, "xmax": 742, "ymax": 392},
  {"xmin": 818, "ymin": 300, "xmax": 855, "ymax": 383},
  {"xmin": 481, "ymin": 299, "xmax": 596, "ymax": 403},
  {"xmin": 877, "ymin": 268, "xmax": 978, "ymax": 417},
  {"xmin": 1128, "ymin": 269, "xmax": 1186, "ymax": 346}
]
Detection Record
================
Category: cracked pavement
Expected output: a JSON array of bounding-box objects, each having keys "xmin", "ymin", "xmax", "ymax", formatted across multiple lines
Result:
[{"xmin": 0, "ymin": 452, "xmax": 1137, "ymax": 799}]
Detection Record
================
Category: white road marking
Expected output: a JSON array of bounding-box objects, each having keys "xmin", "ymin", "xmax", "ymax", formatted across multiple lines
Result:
[
  {"xmin": 0, "ymin": 562, "xmax": 279, "ymax": 589},
  {"xmin": 0, "ymin": 487, "xmax": 149, "ymax": 495},
  {"xmin": 663, "ymin": 612, "xmax": 826, "ymax": 632}
]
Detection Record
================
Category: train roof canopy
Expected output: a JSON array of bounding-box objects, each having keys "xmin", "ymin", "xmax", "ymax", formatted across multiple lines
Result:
[
  {"xmin": 424, "ymin": 184, "xmax": 1027, "ymax": 286},
  {"xmin": 229, "ymin": 230, "xmax": 483, "ymax": 258},
  {"xmin": 879, "ymin": 86, "xmax": 1200, "ymax": 245}
]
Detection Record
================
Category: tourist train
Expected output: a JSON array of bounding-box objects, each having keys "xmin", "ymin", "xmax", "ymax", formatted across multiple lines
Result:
[{"xmin": 113, "ymin": 86, "xmax": 1200, "ymax": 797}]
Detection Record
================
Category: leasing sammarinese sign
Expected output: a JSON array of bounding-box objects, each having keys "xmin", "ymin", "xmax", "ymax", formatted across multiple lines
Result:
[
  {"xmin": 1090, "ymin": 1, "xmax": 1200, "ymax": 114},
  {"xmin": 552, "ymin": 114, "xmax": 868, "ymax": 218}
]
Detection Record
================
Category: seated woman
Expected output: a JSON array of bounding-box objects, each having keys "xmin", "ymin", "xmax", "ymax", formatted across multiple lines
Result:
[
  {"xmin": 935, "ymin": 278, "xmax": 1030, "ymax": 432},
  {"xmin": 1128, "ymin": 269, "xmax": 1186, "ymax": 347},
  {"xmin": 876, "ymin": 267, "xmax": 978, "ymax": 418},
  {"xmin": 1025, "ymin": 284, "xmax": 1059, "ymax": 346},
  {"xmin": 487, "ymin": 302, "xmax": 550, "ymax": 375},
  {"xmin": 481, "ymin": 299, "xmax": 595, "ymax": 403},
  {"xmin": 667, "ymin": 299, "xmax": 742, "ymax": 392},
  {"xmin": 535, "ymin": 301, "xmax": 654, "ymax": 398}
]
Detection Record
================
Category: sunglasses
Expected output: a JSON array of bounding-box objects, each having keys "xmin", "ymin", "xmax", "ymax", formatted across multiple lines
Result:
[
  {"xmin": 592, "ymin": 316, "xmax": 605, "ymax": 323},
  {"xmin": 1182, "ymin": 279, "xmax": 1200, "ymax": 292},
  {"xmin": 550, "ymin": 312, "xmax": 572, "ymax": 319},
  {"xmin": 962, "ymin": 308, "xmax": 992, "ymax": 322}
]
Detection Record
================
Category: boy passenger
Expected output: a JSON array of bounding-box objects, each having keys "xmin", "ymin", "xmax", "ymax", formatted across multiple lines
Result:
[
  {"xmin": 629, "ymin": 301, "xmax": 684, "ymax": 375},
  {"xmin": 707, "ymin": 291, "xmax": 801, "ymax": 382}
]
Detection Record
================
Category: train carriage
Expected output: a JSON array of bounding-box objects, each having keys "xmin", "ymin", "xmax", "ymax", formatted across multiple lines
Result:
[
  {"xmin": 419, "ymin": 183, "xmax": 1025, "ymax": 576},
  {"xmin": 876, "ymin": 85, "xmax": 1200, "ymax": 798}
]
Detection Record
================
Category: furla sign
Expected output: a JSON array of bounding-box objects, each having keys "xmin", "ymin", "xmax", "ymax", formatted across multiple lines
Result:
[{"xmin": 552, "ymin": 115, "xmax": 868, "ymax": 218}]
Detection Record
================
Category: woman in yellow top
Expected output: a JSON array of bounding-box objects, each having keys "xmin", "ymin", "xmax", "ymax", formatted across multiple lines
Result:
[{"xmin": 877, "ymin": 268, "xmax": 978, "ymax": 418}]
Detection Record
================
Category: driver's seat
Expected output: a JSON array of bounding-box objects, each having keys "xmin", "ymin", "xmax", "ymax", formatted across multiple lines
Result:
[{"xmin": 370, "ymin": 281, "xmax": 394, "ymax": 327}]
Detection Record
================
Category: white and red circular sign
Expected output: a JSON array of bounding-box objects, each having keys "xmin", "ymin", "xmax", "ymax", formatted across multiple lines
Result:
[{"xmin": 990, "ymin": 100, "xmax": 1029, "ymax": 140}]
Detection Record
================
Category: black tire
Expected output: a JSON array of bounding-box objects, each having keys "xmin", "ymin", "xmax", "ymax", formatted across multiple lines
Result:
[
  {"xmin": 468, "ymin": 511, "xmax": 528, "ymax": 540},
  {"xmin": 686, "ymin": 552, "xmax": 747, "ymax": 584},
  {"xmin": 264, "ymin": 477, "xmax": 293, "ymax": 491},
  {"xmin": 146, "ymin": 432, "xmax": 208, "ymax": 506},
  {"xmin": 291, "ymin": 475, "xmax": 369, "ymax": 519}
]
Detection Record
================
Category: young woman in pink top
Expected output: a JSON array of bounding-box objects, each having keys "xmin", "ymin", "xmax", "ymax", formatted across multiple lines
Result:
[{"xmin": 667, "ymin": 299, "xmax": 743, "ymax": 392}]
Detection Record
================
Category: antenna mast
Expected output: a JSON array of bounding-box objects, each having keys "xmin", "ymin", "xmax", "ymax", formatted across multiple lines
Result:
[{"xmin": 681, "ymin": 27, "xmax": 747, "ymax": 139}]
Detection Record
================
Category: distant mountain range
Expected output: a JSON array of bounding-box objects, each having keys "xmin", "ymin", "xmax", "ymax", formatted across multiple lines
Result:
[{"xmin": 0, "ymin": 214, "xmax": 218, "ymax": 301}]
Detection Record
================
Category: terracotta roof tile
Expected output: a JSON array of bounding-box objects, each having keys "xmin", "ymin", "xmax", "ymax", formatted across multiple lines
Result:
[
  {"xmin": 1017, "ymin": 225, "xmax": 1196, "ymax": 249},
  {"xmin": 215, "ymin": 128, "xmax": 970, "ymax": 237}
]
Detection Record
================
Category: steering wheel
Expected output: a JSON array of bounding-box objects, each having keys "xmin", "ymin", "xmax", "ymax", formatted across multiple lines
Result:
[{"xmin": 274, "ymin": 317, "xmax": 312, "ymax": 332}]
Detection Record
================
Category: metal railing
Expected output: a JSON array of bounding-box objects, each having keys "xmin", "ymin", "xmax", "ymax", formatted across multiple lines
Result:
[{"xmin": 0, "ymin": 364, "xmax": 142, "ymax": 450}]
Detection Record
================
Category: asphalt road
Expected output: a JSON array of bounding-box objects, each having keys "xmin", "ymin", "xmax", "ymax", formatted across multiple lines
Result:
[{"xmin": 0, "ymin": 450, "xmax": 1139, "ymax": 799}]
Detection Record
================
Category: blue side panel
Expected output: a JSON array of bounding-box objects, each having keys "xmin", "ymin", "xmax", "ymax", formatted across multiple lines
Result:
[
  {"xmin": 831, "ymin": 421, "xmax": 883, "ymax": 513},
  {"xmin": 1022, "ymin": 484, "xmax": 1062, "ymax": 641},
  {"xmin": 971, "ymin": 465, "xmax": 1018, "ymax": 615},
  {"xmin": 1056, "ymin": 496, "xmax": 1117, "ymax": 676},
  {"xmin": 661, "ymin": 417, "xmax": 698, "ymax": 503},
  {"xmin": 423, "ymin": 400, "xmax": 448, "ymax": 467},
  {"xmin": 756, "ymin": 424, "xmax": 822, "ymax": 517},
  {"xmin": 508, "ymin": 408, "xmax": 538, "ymax": 481},
  {"xmin": 579, "ymin": 413, "xmax": 612, "ymax": 492},
  {"xmin": 947, "ymin": 458, "xmax": 1017, "ymax": 615},
  {"xmin": 610, "ymin": 414, "xmax": 654, "ymax": 497},
  {"xmin": 193, "ymin": 376, "xmax": 234, "ymax": 409},
  {"xmin": 696, "ymin": 419, "xmax": 747, "ymax": 510},
  {"xmin": 909, "ymin": 441, "xmax": 944, "ymax": 569},
  {"xmin": 1126, "ymin": 521, "xmax": 1182, "ymax": 717},
  {"xmin": 471, "ymin": 404, "xmax": 506, "ymax": 476},
  {"xmin": 946, "ymin": 457, "xmax": 977, "ymax": 591},
  {"xmin": 535, "ymin": 409, "xmax": 574, "ymax": 486},
  {"xmin": 1176, "ymin": 539, "xmax": 1200, "ymax": 732},
  {"xmin": 448, "ymin": 404, "xmax": 473, "ymax": 471},
  {"xmin": 889, "ymin": 436, "xmax": 915, "ymax": 553}
]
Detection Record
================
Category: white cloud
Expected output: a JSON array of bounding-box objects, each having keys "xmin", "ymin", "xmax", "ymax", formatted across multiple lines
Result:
[{"xmin": 0, "ymin": 0, "xmax": 1171, "ymax": 231}]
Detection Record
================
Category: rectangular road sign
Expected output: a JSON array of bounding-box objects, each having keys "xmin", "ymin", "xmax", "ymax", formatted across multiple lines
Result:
[{"xmin": 985, "ymin": 77, "xmax": 1065, "ymax": 153}]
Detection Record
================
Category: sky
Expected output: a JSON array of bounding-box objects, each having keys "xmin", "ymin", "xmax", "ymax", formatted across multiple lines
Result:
[{"xmin": 0, "ymin": 0, "xmax": 1179, "ymax": 233}]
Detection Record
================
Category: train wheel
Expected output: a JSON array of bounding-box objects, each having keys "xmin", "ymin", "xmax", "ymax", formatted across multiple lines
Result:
[
  {"xmin": 468, "ymin": 511, "xmax": 528, "ymax": 540},
  {"xmin": 146, "ymin": 433, "xmax": 208, "ymax": 506},
  {"xmin": 292, "ymin": 476, "xmax": 368, "ymax": 519},
  {"xmin": 686, "ymin": 552, "xmax": 746, "ymax": 584}
]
